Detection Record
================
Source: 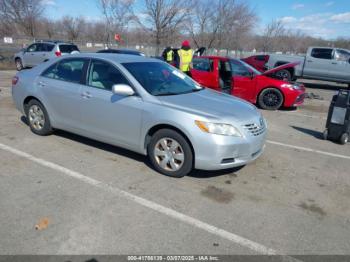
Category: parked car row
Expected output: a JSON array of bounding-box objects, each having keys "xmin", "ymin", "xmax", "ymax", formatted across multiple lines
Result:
[{"xmin": 14, "ymin": 40, "xmax": 80, "ymax": 71}]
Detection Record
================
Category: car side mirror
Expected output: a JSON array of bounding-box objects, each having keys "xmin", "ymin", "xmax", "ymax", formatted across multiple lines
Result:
[
  {"xmin": 21, "ymin": 48, "xmax": 26, "ymax": 53},
  {"xmin": 112, "ymin": 84, "xmax": 135, "ymax": 96},
  {"xmin": 249, "ymin": 72, "xmax": 255, "ymax": 79}
]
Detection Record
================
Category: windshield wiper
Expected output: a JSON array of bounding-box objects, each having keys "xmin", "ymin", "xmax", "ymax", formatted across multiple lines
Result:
[{"xmin": 154, "ymin": 92, "xmax": 179, "ymax": 96}]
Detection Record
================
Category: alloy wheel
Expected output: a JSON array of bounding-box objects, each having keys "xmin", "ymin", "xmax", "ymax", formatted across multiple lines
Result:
[
  {"xmin": 28, "ymin": 105, "xmax": 45, "ymax": 131},
  {"xmin": 154, "ymin": 138, "xmax": 185, "ymax": 172}
]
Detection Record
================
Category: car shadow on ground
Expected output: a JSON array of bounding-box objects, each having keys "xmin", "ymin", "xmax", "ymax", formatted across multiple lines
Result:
[
  {"xmin": 188, "ymin": 166, "xmax": 245, "ymax": 178},
  {"xmin": 297, "ymin": 81, "xmax": 348, "ymax": 91},
  {"xmin": 20, "ymin": 116, "xmax": 244, "ymax": 179},
  {"xmin": 291, "ymin": 125, "xmax": 324, "ymax": 139}
]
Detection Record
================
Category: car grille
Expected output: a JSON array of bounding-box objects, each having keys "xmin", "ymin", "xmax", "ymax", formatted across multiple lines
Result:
[{"xmin": 243, "ymin": 122, "xmax": 265, "ymax": 136}]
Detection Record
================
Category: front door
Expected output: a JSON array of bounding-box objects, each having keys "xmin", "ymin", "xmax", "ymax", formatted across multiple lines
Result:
[
  {"xmin": 79, "ymin": 59, "xmax": 144, "ymax": 150},
  {"xmin": 191, "ymin": 57, "xmax": 219, "ymax": 90},
  {"xmin": 230, "ymin": 60, "xmax": 256, "ymax": 103}
]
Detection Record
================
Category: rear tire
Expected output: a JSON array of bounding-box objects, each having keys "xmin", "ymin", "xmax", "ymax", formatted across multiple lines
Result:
[
  {"xmin": 147, "ymin": 129, "xmax": 193, "ymax": 178},
  {"xmin": 339, "ymin": 133, "xmax": 349, "ymax": 145},
  {"xmin": 275, "ymin": 69, "xmax": 291, "ymax": 81},
  {"xmin": 25, "ymin": 99, "xmax": 53, "ymax": 136},
  {"xmin": 258, "ymin": 88, "xmax": 284, "ymax": 110},
  {"xmin": 15, "ymin": 58, "xmax": 23, "ymax": 71}
]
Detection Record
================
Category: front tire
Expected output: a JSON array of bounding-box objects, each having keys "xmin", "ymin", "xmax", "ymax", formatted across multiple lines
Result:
[
  {"xmin": 339, "ymin": 133, "xmax": 349, "ymax": 145},
  {"xmin": 275, "ymin": 69, "xmax": 291, "ymax": 81},
  {"xmin": 15, "ymin": 58, "xmax": 23, "ymax": 71},
  {"xmin": 25, "ymin": 99, "xmax": 53, "ymax": 136},
  {"xmin": 147, "ymin": 129, "xmax": 193, "ymax": 178},
  {"xmin": 258, "ymin": 88, "xmax": 284, "ymax": 110}
]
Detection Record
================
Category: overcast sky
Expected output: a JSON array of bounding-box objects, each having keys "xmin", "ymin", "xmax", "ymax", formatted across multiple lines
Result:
[{"xmin": 42, "ymin": 0, "xmax": 350, "ymax": 39}]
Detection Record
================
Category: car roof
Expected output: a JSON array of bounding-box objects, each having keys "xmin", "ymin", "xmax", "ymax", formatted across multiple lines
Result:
[{"xmin": 67, "ymin": 53, "xmax": 158, "ymax": 63}]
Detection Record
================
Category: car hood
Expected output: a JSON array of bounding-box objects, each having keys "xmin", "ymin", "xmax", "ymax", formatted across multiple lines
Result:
[
  {"xmin": 156, "ymin": 89, "xmax": 261, "ymax": 123},
  {"xmin": 262, "ymin": 61, "xmax": 300, "ymax": 75}
]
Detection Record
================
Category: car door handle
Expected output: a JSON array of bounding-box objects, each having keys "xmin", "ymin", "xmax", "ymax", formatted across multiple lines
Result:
[
  {"xmin": 81, "ymin": 92, "xmax": 92, "ymax": 99},
  {"xmin": 38, "ymin": 81, "xmax": 46, "ymax": 87},
  {"xmin": 332, "ymin": 62, "xmax": 337, "ymax": 64},
  {"xmin": 307, "ymin": 60, "xmax": 313, "ymax": 62}
]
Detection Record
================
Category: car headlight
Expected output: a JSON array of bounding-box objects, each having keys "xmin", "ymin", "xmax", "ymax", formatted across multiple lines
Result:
[
  {"xmin": 195, "ymin": 120, "xmax": 242, "ymax": 137},
  {"xmin": 281, "ymin": 83, "xmax": 302, "ymax": 90}
]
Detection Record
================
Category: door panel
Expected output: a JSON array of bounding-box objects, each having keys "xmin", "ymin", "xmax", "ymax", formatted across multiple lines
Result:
[
  {"xmin": 39, "ymin": 58, "xmax": 88, "ymax": 130},
  {"xmin": 79, "ymin": 87, "xmax": 144, "ymax": 150},
  {"xmin": 79, "ymin": 59, "xmax": 143, "ymax": 150},
  {"xmin": 232, "ymin": 76, "xmax": 256, "ymax": 103},
  {"xmin": 230, "ymin": 60, "xmax": 256, "ymax": 102},
  {"xmin": 38, "ymin": 76, "xmax": 83, "ymax": 129},
  {"xmin": 191, "ymin": 58, "xmax": 218, "ymax": 90}
]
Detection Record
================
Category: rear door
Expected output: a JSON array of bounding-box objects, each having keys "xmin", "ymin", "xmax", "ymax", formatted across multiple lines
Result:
[
  {"xmin": 38, "ymin": 58, "xmax": 88, "ymax": 130},
  {"xmin": 303, "ymin": 48, "xmax": 334, "ymax": 79},
  {"xmin": 230, "ymin": 59, "xmax": 256, "ymax": 103},
  {"xmin": 35, "ymin": 43, "xmax": 53, "ymax": 64},
  {"xmin": 79, "ymin": 59, "xmax": 143, "ymax": 150},
  {"xmin": 191, "ymin": 57, "xmax": 219, "ymax": 90}
]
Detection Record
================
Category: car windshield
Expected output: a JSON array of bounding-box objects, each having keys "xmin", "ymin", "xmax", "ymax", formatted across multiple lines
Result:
[
  {"xmin": 123, "ymin": 62, "xmax": 203, "ymax": 96},
  {"xmin": 239, "ymin": 60, "xmax": 262, "ymax": 75}
]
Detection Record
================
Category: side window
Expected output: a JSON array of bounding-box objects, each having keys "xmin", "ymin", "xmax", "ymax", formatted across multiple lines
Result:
[
  {"xmin": 88, "ymin": 60, "xmax": 130, "ymax": 91},
  {"xmin": 230, "ymin": 60, "xmax": 250, "ymax": 77},
  {"xmin": 192, "ymin": 58, "xmax": 213, "ymax": 72},
  {"xmin": 41, "ymin": 63, "xmax": 59, "ymax": 79},
  {"xmin": 311, "ymin": 48, "xmax": 333, "ymax": 60},
  {"xmin": 27, "ymin": 44, "xmax": 38, "ymax": 52},
  {"xmin": 43, "ymin": 44, "xmax": 55, "ymax": 52},
  {"xmin": 334, "ymin": 49, "xmax": 350, "ymax": 62},
  {"xmin": 44, "ymin": 59, "xmax": 85, "ymax": 83}
]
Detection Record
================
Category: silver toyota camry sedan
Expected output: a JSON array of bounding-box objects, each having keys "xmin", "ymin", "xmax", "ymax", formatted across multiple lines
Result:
[{"xmin": 11, "ymin": 54, "xmax": 267, "ymax": 177}]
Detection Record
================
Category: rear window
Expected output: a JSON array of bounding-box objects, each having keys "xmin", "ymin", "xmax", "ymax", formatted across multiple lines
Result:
[
  {"xmin": 311, "ymin": 48, "xmax": 333, "ymax": 60},
  {"xmin": 59, "ymin": 44, "xmax": 80, "ymax": 53}
]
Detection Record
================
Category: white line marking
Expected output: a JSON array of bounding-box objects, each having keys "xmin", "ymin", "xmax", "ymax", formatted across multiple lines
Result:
[
  {"xmin": 267, "ymin": 140, "xmax": 350, "ymax": 160},
  {"xmin": 0, "ymin": 142, "xmax": 277, "ymax": 255}
]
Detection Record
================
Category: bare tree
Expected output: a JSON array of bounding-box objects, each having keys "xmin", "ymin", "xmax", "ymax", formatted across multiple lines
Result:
[
  {"xmin": 97, "ymin": 0, "xmax": 135, "ymax": 45},
  {"xmin": 260, "ymin": 19, "xmax": 285, "ymax": 52},
  {"xmin": 187, "ymin": 0, "xmax": 257, "ymax": 53},
  {"xmin": 40, "ymin": 18, "xmax": 56, "ymax": 39},
  {"xmin": 0, "ymin": 0, "xmax": 44, "ymax": 38},
  {"xmin": 140, "ymin": 0, "xmax": 192, "ymax": 55},
  {"xmin": 61, "ymin": 16, "xmax": 86, "ymax": 42}
]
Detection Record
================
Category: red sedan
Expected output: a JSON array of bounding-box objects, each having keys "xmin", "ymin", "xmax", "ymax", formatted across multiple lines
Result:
[{"xmin": 191, "ymin": 56, "xmax": 305, "ymax": 110}]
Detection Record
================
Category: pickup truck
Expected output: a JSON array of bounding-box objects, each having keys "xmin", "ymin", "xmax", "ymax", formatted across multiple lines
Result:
[{"xmin": 266, "ymin": 47, "xmax": 350, "ymax": 85}]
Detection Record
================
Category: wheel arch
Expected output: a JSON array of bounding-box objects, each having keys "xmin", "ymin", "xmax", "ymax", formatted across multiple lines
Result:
[
  {"xmin": 257, "ymin": 86, "xmax": 286, "ymax": 107},
  {"xmin": 144, "ymin": 124, "xmax": 195, "ymax": 163},
  {"xmin": 274, "ymin": 61, "xmax": 295, "ymax": 78}
]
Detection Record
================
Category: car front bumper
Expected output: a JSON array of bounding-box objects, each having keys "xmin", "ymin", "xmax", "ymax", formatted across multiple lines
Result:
[{"xmin": 193, "ymin": 130, "xmax": 267, "ymax": 171}]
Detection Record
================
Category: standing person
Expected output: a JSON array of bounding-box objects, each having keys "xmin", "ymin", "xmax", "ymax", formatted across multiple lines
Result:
[
  {"xmin": 162, "ymin": 46, "xmax": 174, "ymax": 64},
  {"xmin": 177, "ymin": 40, "xmax": 193, "ymax": 77}
]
